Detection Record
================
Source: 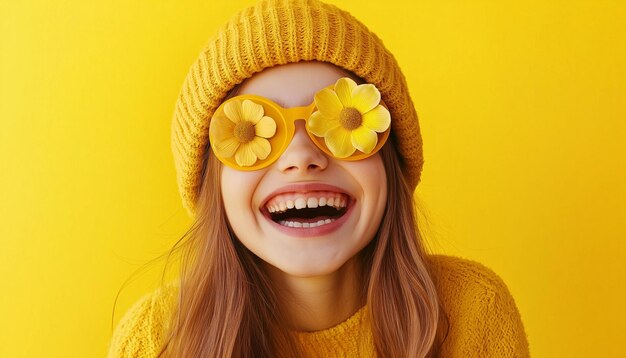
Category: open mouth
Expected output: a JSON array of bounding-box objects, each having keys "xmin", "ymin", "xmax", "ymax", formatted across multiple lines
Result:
[{"xmin": 262, "ymin": 191, "xmax": 351, "ymax": 228}]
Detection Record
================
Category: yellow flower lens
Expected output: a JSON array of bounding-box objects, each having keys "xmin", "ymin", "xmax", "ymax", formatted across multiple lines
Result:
[
  {"xmin": 210, "ymin": 98, "xmax": 277, "ymax": 167},
  {"xmin": 310, "ymin": 77, "xmax": 391, "ymax": 159}
]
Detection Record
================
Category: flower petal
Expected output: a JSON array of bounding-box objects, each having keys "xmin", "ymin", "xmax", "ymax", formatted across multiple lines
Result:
[
  {"xmin": 210, "ymin": 115, "xmax": 236, "ymax": 141},
  {"xmin": 325, "ymin": 126, "xmax": 356, "ymax": 158},
  {"xmin": 242, "ymin": 99, "xmax": 264, "ymax": 124},
  {"xmin": 224, "ymin": 100, "xmax": 243, "ymax": 123},
  {"xmin": 307, "ymin": 110, "xmax": 341, "ymax": 137},
  {"xmin": 361, "ymin": 105, "xmax": 391, "ymax": 132},
  {"xmin": 214, "ymin": 136, "xmax": 241, "ymax": 158},
  {"xmin": 314, "ymin": 88, "xmax": 343, "ymax": 118},
  {"xmin": 234, "ymin": 143, "xmax": 258, "ymax": 167},
  {"xmin": 351, "ymin": 126, "xmax": 378, "ymax": 154},
  {"xmin": 352, "ymin": 84, "xmax": 381, "ymax": 114},
  {"xmin": 334, "ymin": 77, "xmax": 357, "ymax": 107},
  {"xmin": 255, "ymin": 116, "xmax": 277, "ymax": 138},
  {"xmin": 250, "ymin": 137, "xmax": 271, "ymax": 160}
]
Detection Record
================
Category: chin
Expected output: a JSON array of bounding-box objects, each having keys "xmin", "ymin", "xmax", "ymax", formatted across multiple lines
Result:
[
  {"xmin": 280, "ymin": 268, "xmax": 339, "ymax": 278},
  {"xmin": 268, "ymin": 257, "xmax": 347, "ymax": 278}
]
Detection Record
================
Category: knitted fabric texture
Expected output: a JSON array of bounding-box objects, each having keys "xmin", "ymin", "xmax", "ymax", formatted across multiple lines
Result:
[
  {"xmin": 172, "ymin": 0, "xmax": 424, "ymax": 217},
  {"xmin": 108, "ymin": 255, "xmax": 531, "ymax": 357}
]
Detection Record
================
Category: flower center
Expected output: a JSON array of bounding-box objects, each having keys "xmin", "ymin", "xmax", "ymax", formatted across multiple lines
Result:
[
  {"xmin": 339, "ymin": 107, "xmax": 362, "ymax": 130},
  {"xmin": 234, "ymin": 121, "xmax": 256, "ymax": 143}
]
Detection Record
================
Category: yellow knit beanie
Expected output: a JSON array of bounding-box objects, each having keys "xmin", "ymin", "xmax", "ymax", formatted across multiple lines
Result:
[{"xmin": 172, "ymin": 0, "xmax": 424, "ymax": 217}]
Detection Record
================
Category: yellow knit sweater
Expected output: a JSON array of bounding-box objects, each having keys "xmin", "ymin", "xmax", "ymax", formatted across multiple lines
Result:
[{"xmin": 108, "ymin": 255, "xmax": 530, "ymax": 357}]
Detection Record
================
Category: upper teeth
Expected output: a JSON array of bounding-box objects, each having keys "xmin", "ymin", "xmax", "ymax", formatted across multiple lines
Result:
[{"xmin": 266, "ymin": 192, "xmax": 349, "ymax": 213}]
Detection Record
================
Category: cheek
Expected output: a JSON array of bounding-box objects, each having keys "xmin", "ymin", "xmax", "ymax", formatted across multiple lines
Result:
[
  {"xmin": 346, "ymin": 155, "xmax": 388, "ymax": 206},
  {"xmin": 220, "ymin": 167, "xmax": 265, "ymax": 222},
  {"xmin": 366, "ymin": 158, "xmax": 387, "ymax": 198},
  {"xmin": 364, "ymin": 158, "xmax": 388, "ymax": 224},
  {"xmin": 339, "ymin": 154, "xmax": 388, "ymax": 242}
]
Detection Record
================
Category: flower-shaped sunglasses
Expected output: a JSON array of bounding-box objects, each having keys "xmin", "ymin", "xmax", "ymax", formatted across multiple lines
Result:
[{"xmin": 208, "ymin": 77, "xmax": 391, "ymax": 171}]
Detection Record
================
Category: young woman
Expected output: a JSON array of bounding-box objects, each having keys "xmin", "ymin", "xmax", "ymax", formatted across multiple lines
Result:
[{"xmin": 108, "ymin": 0, "xmax": 530, "ymax": 357}]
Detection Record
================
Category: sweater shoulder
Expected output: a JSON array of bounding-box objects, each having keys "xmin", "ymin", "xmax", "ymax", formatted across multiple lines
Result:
[
  {"xmin": 107, "ymin": 282, "xmax": 179, "ymax": 358},
  {"xmin": 425, "ymin": 254, "xmax": 530, "ymax": 357},
  {"xmin": 425, "ymin": 254, "xmax": 510, "ymax": 296}
]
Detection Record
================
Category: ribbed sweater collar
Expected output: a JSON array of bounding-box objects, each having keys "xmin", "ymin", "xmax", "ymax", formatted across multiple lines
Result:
[{"xmin": 293, "ymin": 305, "xmax": 374, "ymax": 356}]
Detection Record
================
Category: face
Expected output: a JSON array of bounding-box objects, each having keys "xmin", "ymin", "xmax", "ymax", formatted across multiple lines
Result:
[{"xmin": 220, "ymin": 61, "xmax": 387, "ymax": 278}]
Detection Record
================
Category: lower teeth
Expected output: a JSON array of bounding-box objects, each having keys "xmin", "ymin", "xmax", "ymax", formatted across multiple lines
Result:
[{"xmin": 279, "ymin": 218, "xmax": 334, "ymax": 228}]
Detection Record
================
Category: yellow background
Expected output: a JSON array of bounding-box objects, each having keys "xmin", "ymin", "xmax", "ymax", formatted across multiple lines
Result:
[{"xmin": 1, "ymin": 0, "xmax": 624, "ymax": 356}]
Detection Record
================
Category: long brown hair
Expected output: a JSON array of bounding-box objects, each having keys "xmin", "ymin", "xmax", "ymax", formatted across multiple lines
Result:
[{"xmin": 154, "ymin": 135, "xmax": 449, "ymax": 357}]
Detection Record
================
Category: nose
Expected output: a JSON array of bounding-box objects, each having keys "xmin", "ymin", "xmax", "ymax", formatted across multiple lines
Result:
[{"xmin": 275, "ymin": 121, "xmax": 328, "ymax": 174}]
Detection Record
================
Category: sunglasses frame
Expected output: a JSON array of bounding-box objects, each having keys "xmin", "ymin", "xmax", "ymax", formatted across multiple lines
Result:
[{"xmin": 209, "ymin": 88, "xmax": 391, "ymax": 171}]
